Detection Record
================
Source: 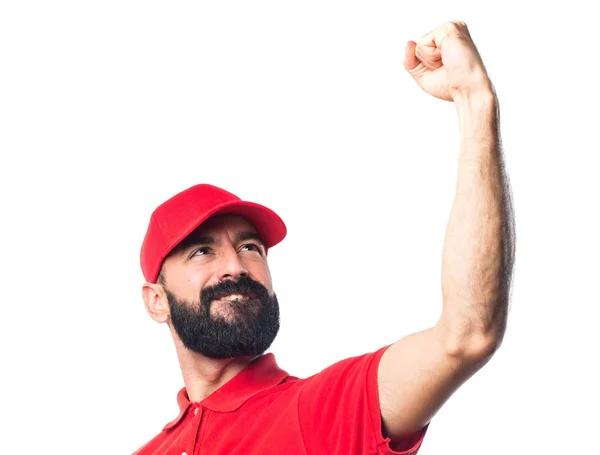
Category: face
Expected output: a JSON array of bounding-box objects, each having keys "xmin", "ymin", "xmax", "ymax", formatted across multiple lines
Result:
[{"xmin": 156, "ymin": 215, "xmax": 280, "ymax": 359}]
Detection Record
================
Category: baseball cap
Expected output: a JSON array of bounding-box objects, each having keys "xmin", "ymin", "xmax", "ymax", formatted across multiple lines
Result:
[{"xmin": 140, "ymin": 184, "xmax": 287, "ymax": 283}]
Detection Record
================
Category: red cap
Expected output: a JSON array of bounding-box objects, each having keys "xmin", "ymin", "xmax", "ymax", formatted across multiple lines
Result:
[{"xmin": 140, "ymin": 184, "xmax": 287, "ymax": 283}]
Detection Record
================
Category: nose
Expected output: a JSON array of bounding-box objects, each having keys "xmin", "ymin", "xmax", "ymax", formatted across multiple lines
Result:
[{"xmin": 217, "ymin": 246, "xmax": 248, "ymax": 281}]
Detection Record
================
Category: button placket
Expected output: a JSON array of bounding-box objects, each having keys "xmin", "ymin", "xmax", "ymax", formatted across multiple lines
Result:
[{"xmin": 191, "ymin": 406, "xmax": 204, "ymax": 454}]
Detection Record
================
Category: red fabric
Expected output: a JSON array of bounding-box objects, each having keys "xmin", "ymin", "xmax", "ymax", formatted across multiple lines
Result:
[
  {"xmin": 132, "ymin": 346, "xmax": 428, "ymax": 455},
  {"xmin": 140, "ymin": 184, "xmax": 287, "ymax": 283}
]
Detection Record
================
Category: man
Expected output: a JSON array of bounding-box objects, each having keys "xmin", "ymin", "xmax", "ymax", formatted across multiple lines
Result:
[{"xmin": 133, "ymin": 21, "xmax": 515, "ymax": 455}]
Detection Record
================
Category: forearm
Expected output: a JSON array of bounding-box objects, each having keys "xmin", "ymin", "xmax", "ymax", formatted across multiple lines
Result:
[{"xmin": 438, "ymin": 89, "xmax": 515, "ymax": 356}]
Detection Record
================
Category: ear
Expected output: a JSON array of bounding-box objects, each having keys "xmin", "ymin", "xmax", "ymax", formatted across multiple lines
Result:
[{"xmin": 142, "ymin": 282, "xmax": 170, "ymax": 324}]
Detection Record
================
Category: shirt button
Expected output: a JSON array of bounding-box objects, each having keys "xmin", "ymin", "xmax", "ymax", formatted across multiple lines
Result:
[
  {"xmin": 182, "ymin": 453, "xmax": 187, "ymax": 455},
  {"xmin": 194, "ymin": 408, "xmax": 198, "ymax": 415}
]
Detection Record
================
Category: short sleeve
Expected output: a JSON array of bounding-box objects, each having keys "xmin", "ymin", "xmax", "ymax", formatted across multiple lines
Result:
[{"xmin": 297, "ymin": 345, "xmax": 428, "ymax": 455}]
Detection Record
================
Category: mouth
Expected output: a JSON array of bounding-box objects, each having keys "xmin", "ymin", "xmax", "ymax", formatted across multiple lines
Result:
[
  {"xmin": 213, "ymin": 292, "xmax": 256, "ymax": 302},
  {"xmin": 208, "ymin": 292, "xmax": 259, "ymax": 321}
]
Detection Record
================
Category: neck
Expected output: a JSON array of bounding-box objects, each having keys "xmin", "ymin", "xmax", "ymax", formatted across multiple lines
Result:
[{"xmin": 172, "ymin": 332, "xmax": 257, "ymax": 402}]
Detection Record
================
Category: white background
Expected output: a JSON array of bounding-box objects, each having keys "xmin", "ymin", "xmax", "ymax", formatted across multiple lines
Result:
[{"xmin": 1, "ymin": 1, "xmax": 598, "ymax": 454}]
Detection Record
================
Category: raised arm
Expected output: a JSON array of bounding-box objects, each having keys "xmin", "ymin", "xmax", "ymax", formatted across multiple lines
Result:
[{"xmin": 378, "ymin": 21, "xmax": 516, "ymax": 442}]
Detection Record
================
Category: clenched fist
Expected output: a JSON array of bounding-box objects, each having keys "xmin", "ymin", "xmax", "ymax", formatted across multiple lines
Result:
[{"xmin": 404, "ymin": 21, "xmax": 493, "ymax": 101}]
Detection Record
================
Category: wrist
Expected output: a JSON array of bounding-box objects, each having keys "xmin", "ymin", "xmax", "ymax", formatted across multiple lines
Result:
[
  {"xmin": 453, "ymin": 86, "xmax": 496, "ymax": 112},
  {"xmin": 451, "ymin": 67, "xmax": 495, "ymax": 105},
  {"xmin": 454, "ymin": 88, "xmax": 498, "ymax": 153}
]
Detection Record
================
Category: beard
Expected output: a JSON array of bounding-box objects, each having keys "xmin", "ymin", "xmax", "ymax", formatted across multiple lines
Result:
[{"xmin": 165, "ymin": 275, "xmax": 280, "ymax": 359}]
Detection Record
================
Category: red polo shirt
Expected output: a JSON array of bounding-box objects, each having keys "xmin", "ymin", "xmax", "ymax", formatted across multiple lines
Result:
[{"xmin": 132, "ymin": 345, "xmax": 428, "ymax": 454}]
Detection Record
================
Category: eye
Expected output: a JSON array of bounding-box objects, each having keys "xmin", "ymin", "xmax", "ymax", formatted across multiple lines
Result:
[
  {"xmin": 192, "ymin": 247, "xmax": 212, "ymax": 257},
  {"xmin": 240, "ymin": 243, "xmax": 263, "ymax": 254}
]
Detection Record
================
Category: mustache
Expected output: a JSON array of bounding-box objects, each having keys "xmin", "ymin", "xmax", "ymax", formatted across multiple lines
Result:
[{"xmin": 200, "ymin": 276, "xmax": 271, "ymax": 306}]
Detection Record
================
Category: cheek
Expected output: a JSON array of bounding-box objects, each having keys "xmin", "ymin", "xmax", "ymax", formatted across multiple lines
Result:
[
  {"xmin": 186, "ymin": 266, "xmax": 213, "ymax": 289},
  {"xmin": 168, "ymin": 265, "xmax": 211, "ymax": 300},
  {"xmin": 247, "ymin": 260, "xmax": 273, "ymax": 291}
]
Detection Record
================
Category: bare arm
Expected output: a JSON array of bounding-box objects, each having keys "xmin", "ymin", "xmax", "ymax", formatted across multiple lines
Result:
[
  {"xmin": 377, "ymin": 22, "xmax": 516, "ymax": 442},
  {"xmin": 441, "ymin": 89, "xmax": 514, "ymax": 354}
]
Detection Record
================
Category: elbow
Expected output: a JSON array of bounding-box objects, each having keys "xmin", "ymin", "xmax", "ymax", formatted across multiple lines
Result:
[
  {"xmin": 438, "ymin": 301, "xmax": 508, "ymax": 362},
  {"xmin": 442, "ymin": 326, "xmax": 505, "ymax": 363},
  {"xmin": 462, "ymin": 332, "xmax": 502, "ymax": 361}
]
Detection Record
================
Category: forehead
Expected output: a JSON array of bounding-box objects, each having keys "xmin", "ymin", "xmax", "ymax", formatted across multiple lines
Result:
[
  {"xmin": 161, "ymin": 215, "xmax": 263, "ymax": 271},
  {"xmin": 170, "ymin": 214, "xmax": 260, "ymax": 255}
]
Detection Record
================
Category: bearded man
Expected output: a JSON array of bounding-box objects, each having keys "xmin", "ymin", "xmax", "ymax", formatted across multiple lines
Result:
[{"xmin": 133, "ymin": 21, "xmax": 515, "ymax": 455}]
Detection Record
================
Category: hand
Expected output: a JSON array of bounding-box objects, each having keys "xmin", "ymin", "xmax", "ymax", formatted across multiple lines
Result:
[{"xmin": 404, "ymin": 21, "xmax": 493, "ymax": 101}]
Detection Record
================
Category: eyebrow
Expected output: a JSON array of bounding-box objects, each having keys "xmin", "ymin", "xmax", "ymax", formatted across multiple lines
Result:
[
  {"xmin": 235, "ymin": 231, "xmax": 265, "ymax": 246},
  {"xmin": 173, "ymin": 231, "xmax": 265, "ymax": 257},
  {"xmin": 188, "ymin": 235, "xmax": 217, "ymax": 246},
  {"xmin": 170, "ymin": 235, "xmax": 217, "ymax": 257}
]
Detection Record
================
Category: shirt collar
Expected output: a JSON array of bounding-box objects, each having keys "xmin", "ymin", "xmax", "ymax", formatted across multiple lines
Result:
[{"xmin": 162, "ymin": 353, "xmax": 290, "ymax": 431}]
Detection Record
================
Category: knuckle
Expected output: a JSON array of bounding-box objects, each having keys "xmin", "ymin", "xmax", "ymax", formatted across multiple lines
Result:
[{"xmin": 447, "ymin": 20, "xmax": 468, "ymax": 33}]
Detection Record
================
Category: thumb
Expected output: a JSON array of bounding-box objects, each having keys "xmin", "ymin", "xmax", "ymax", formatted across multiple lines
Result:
[{"xmin": 403, "ymin": 41, "xmax": 420, "ymax": 72}]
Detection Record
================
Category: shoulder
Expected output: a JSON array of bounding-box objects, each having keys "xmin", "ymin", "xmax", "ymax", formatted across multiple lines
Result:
[{"xmin": 300, "ymin": 345, "xmax": 391, "ymax": 392}]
